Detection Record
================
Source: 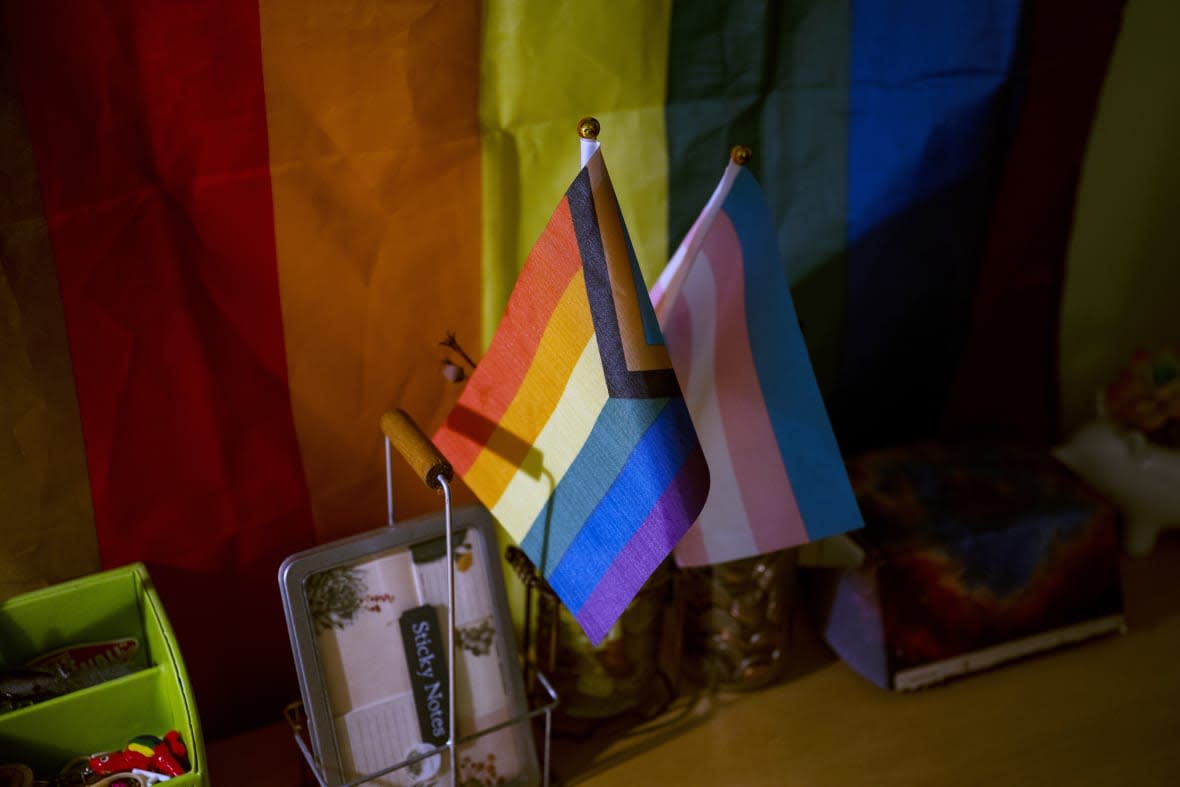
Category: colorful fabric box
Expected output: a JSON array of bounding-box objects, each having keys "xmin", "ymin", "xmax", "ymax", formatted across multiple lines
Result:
[{"xmin": 803, "ymin": 442, "xmax": 1125, "ymax": 690}]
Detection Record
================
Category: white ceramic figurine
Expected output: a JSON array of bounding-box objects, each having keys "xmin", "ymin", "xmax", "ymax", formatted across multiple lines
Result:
[{"xmin": 1055, "ymin": 414, "xmax": 1180, "ymax": 556}]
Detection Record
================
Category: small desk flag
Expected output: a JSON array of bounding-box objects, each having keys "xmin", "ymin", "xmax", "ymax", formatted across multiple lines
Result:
[
  {"xmin": 651, "ymin": 153, "xmax": 863, "ymax": 567},
  {"xmin": 433, "ymin": 143, "xmax": 709, "ymax": 644}
]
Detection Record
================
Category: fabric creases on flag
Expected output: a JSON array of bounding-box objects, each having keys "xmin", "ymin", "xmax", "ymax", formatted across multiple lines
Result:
[
  {"xmin": 653, "ymin": 159, "xmax": 863, "ymax": 567},
  {"xmin": 433, "ymin": 146, "xmax": 709, "ymax": 644}
]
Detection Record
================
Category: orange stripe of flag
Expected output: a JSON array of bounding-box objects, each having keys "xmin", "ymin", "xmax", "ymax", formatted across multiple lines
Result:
[{"xmin": 258, "ymin": 0, "xmax": 482, "ymax": 536}]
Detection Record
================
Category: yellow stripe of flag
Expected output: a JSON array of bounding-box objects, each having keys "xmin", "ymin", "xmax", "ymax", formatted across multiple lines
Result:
[
  {"xmin": 478, "ymin": 1, "xmax": 673, "ymax": 346},
  {"xmin": 490, "ymin": 336, "xmax": 609, "ymax": 543}
]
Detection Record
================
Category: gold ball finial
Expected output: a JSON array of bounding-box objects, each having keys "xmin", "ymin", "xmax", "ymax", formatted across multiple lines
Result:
[
  {"xmin": 731, "ymin": 145, "xmax": 752, "ymax": 166},
  {"xmin": 578, "ymin": 117, "xmax": 601, "ymax": 140}
]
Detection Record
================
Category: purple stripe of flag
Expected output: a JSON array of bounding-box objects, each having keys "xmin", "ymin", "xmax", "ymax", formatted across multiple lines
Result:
[
  {"xmin": 547, "ymin": 397, "xmax": 699, "ymax": 612},
  {"xmin": 575, "ymin": 440, "xmax": 709, "ymax": 643}
]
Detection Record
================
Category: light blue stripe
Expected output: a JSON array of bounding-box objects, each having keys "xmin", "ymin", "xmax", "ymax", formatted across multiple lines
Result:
[
  {"xmin": 728, "ymin": 170, "xmax": 863, "ymax": 540},
  {"xmin": 546, "ymin": 398, "xmax": 696, "ymax": 613},
  {"xmin": 520, "ymin": 395, "xmax": 666, "ymax": 573}
]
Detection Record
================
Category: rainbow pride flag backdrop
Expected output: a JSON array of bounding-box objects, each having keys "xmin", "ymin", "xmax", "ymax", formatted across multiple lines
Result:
[
  {"xmin": 0, "ymin": 0, "xmax": 1126, "ymax": 736},
  {"xmin": 433, "ymin": 143, "xmax": 708, "ymax": 644},
  {"xmin": 654, "ymin": 157, "xmax": 863, "ymax": 567}
]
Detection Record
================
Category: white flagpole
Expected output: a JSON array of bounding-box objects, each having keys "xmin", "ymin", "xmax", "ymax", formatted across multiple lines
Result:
[{"xmin": 651, "ymin": 145, "xmax": 750, "ymax": 319}]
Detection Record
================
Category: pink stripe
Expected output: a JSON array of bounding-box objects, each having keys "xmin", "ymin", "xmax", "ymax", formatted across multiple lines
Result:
[
  {"xmin": 706, "ymin": 214, "xmax": 808, "ymax": 551},
  {"xmin": 663, "ymin": 296, "xmax": 709, "ymax": 565}
]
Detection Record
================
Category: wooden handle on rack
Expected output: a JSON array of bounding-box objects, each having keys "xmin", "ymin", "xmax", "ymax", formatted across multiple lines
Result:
[{"xmin": 380, "ymin": 409, "xmax": 453, "ymax": 490}]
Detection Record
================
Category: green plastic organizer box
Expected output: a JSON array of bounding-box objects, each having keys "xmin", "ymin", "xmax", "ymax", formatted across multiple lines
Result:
[{"xmin": 0, "ymin": 562, "xmax": 205, "ymax": 784}]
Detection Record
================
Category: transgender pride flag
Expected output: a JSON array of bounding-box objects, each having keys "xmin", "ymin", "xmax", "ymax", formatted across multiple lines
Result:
[
  {"xmin": 653, "ymin": 153, "xmax": 863, "ymax": 567},
  {"xmin": 433, "ymin": 143, "xmax": 709, "ymax": 644}
]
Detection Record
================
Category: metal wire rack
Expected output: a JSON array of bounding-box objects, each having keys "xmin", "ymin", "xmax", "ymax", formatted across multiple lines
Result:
[{"xmin": 284, "ymin": 410, "xmax": 557, "ymax": 787}]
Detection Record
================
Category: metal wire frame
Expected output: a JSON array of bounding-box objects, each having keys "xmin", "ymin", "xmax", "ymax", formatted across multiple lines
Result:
[{"xmin": 282, "ymin": 436, "xmax": 556, "ymax": 787}]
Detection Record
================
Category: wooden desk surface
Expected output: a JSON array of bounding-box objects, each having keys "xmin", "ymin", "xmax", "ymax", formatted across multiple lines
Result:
[{"xmin": 208, "ymin": 535, "xmax": 1180, "ymax": 786}]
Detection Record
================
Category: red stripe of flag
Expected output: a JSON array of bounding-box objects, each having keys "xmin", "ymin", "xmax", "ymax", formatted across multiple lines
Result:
[
  {"xmin": 942, "ymin": 0, "xmax": 1124, "ymax": 442},
  {"xmin": 4, "ymin": 0, "xmax": 316, "ymax": 735}
]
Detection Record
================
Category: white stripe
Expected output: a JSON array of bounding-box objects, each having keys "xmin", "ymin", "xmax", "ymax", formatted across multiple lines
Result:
[
  {"xmin": 490, "ymin": 336, "xmax": 607, "ymax": 543},
  {"xmin": 651, "ymin": 158, "xmax": 741, "ymax": 316},
  {"xmin": 674, "ymin": 246, "xmax": 757, "ymax": 562},
  {"xmin": 580, "ymin": 138, "xmax": 600, "ymax": 168}
]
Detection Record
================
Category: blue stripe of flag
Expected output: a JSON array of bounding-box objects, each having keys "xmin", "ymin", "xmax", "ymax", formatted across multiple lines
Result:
[
  {"xmin": 837, "ymin": 0, "xmax": 1026, "ymax": 446},
  {"xmin": 520, "ymin": 395, "xmax": 666, "ymax": 573},
  {"xmin": 546, "ymin": 398, "xmax": 697, "ymax": 614}
]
